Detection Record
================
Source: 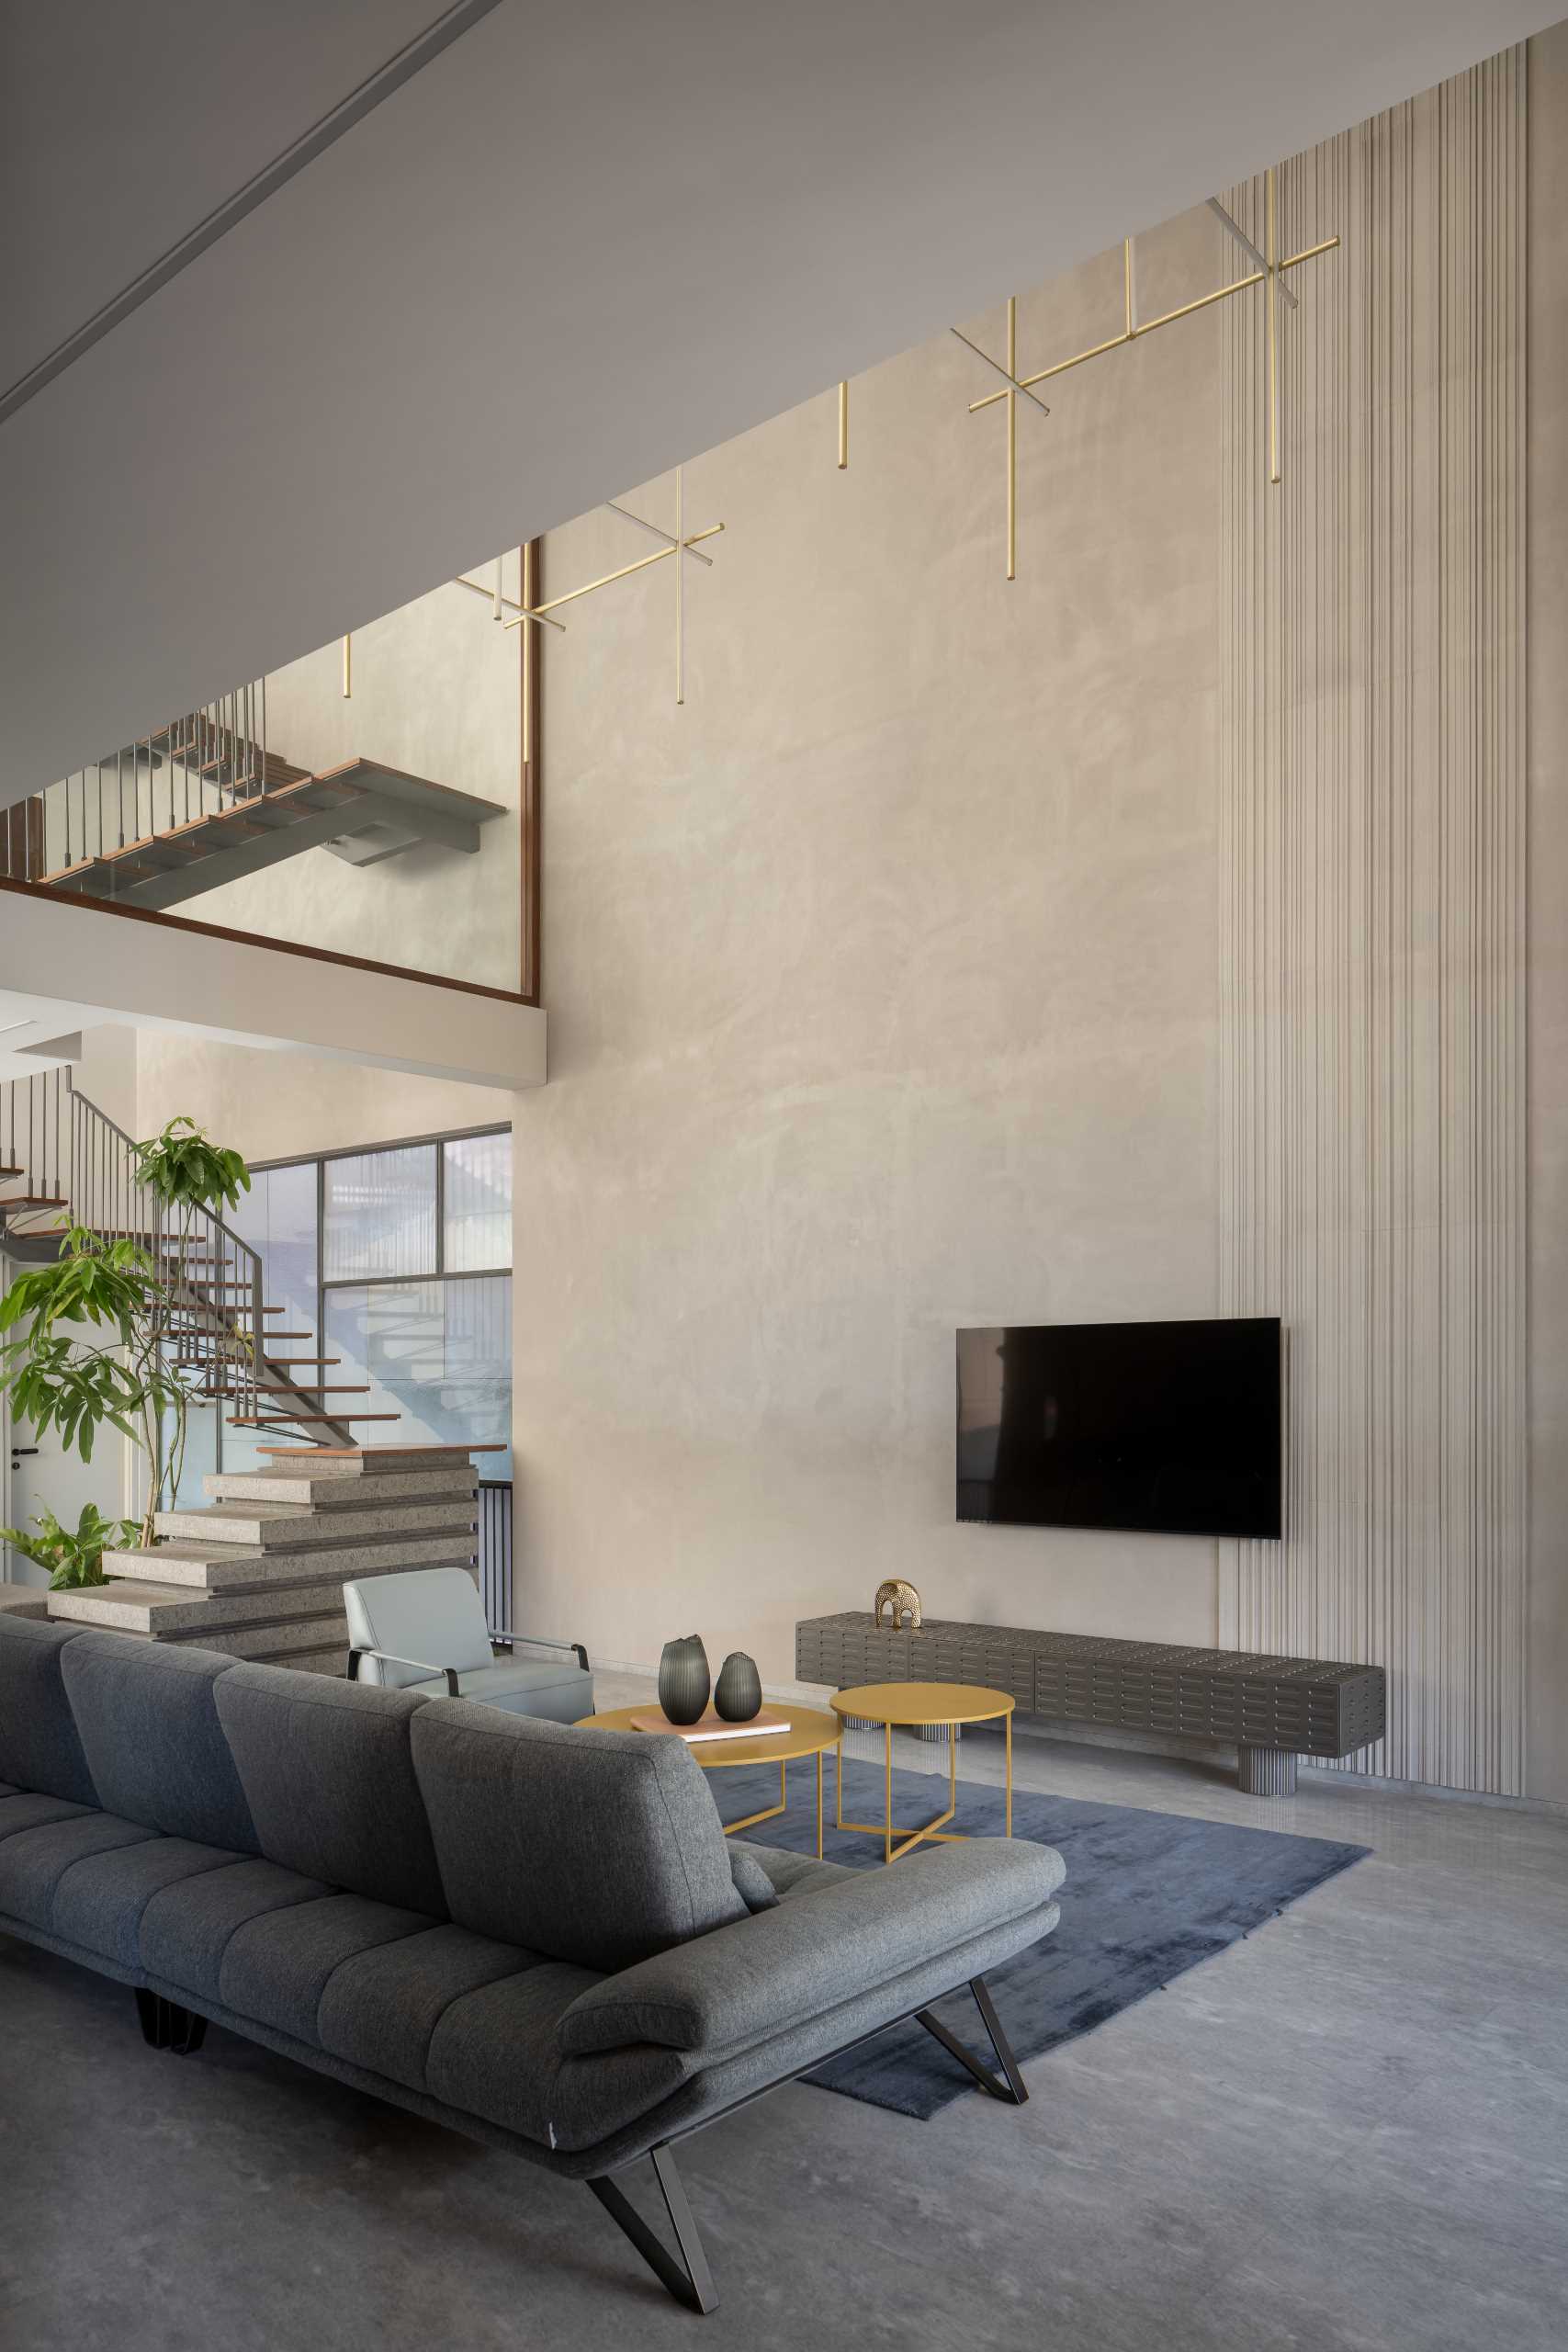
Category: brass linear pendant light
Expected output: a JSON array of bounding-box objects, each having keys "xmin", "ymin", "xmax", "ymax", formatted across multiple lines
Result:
[{"xmin": 953, "ymin": 164, "xmax": 1339, "ymax": 573}]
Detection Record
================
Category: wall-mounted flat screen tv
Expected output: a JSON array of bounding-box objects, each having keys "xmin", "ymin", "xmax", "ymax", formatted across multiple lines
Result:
[{"xmin": 956, "ymin": 1317, "xmax": 1282, "ymax": 1539}]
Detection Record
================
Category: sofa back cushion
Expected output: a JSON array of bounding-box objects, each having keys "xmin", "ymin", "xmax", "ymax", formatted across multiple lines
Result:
[
  {"xmin": 61, "ymin": 1635, "xmax": 258, "ymax": 1853},
  {"xmin": 215, "ymin": 1664, "xmax": 446, "ymax": 1916},
  {"xmin": 0, "ymin": 1616, "xmax": 97, "ymax": 1804},
  {"xmin": 410, "ymin": 1702, "xmax": 749, "ymax": 1972},
  {"xmin": 344, "ymin": 1567, "xmax": 491, "ymax": 1689}
]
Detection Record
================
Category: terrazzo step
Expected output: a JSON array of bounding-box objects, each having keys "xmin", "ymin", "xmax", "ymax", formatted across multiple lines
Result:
[
  {"xmin": 204, "ymin": 1468, "xmax": 478, "ymax": 1509},
  {"xmin": 0, "ymin": 1583, "xmax": 51, "ymax": 1622},
  {"xmin": 49, "ymin": 1577, "xmax": 348, "ymax": 1636},
  {"xmin": 100, "ymin": 1533, "xmax": 479, "ymax": 1595},
  {"xmin": 48, "ymin": 1589, "xmax": 347, "ymax": 1659},
  {"xmin": 152, "ymin": 1498, "xmax": 479, "ymax": 1548}
]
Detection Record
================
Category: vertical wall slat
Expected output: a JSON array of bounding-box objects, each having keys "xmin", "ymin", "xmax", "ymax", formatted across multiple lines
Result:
[{"xmin": 1218, "ymin": 50, "xmax": 1528, "ymax": 1795}]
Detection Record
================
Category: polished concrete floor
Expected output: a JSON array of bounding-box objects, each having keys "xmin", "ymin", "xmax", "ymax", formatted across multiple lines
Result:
[{"xmin": 3, "ymin": 1676, "xmax": 1566, "ymax": 2351}]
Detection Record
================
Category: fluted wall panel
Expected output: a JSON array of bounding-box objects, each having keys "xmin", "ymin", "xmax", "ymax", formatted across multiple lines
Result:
[{"xmin": 1217, "ymin": 51, "xmax": 1528, "ymax": 1792}]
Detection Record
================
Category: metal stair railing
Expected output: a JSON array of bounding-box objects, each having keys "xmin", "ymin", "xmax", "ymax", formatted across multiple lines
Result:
[
  {"xmin": 0, "ymin": 1068, "xmax": 264, "ymax": 1435},
  {"xmin": 2, "ymin": 679, "xmax": 274, "ymax": 890}
]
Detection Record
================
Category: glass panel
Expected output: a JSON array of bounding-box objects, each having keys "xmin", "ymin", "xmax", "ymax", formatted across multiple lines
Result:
[
  {"xmin": 322, "ymin": 1147, "xmax": 436, "ymax": 1282},
  {"xmin": 163, "ymin": 1393, "xmax": 220, "ymax": 1510},
  {"xmin": 325, "ymin": 1275, "xmax": 512, "ymax": 1478},
  {"xmin": 444, "ymin": 1131, "xmax": 512, "ymax": 1271},
  {"xmin": 229, "ymin": 1160, "xmax": 319, "ymax": 1339}
]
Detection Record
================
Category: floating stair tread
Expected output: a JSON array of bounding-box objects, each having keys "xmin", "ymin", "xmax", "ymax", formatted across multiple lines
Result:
[
  {"xmin": 229, "ymin": 1413, "xmax": 403, "ymax": 1426},
  {"xmin": 259, "ymin": 1442, "xmax": 502, "ymax": 1458},
  {"xmin": 310, "ymin": 758, "xmax": 507, "ymax": 825},
  {"xmin": 0, "ymin": 1195, "xmax": 68, "ymax": 1208}
]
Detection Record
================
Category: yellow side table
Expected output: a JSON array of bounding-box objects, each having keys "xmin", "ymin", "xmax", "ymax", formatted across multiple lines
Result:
[
  {"xmin": 574, "ymin": 1703, "xmax": 843, "ymax": 1858},
  {"xmin": 829, "ymin": 1681, "xmax": 1014, "ymax": 1863}
]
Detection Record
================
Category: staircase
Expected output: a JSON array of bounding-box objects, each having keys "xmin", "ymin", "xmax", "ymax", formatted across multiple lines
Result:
[
  {"xmin": 0, "ymin": 683, "xmax": 507, "ymax": 911},
  {"xmin": 0, "ymin": 1069, "xmax": 493, "ymax": 1671}
]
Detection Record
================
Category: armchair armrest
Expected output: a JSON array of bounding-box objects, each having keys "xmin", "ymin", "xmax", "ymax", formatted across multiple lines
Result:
[
  {"xmin": 345, "ymin": 1646, "xmax": 460, "ymax": 1697},
  {"xmin": 558, "ymin": 1838, "xmax": 1064, "ymax": 2062},
  {"xmin": 489, "ymin": 1628, "xmax": 591, "ymax": 1675}
]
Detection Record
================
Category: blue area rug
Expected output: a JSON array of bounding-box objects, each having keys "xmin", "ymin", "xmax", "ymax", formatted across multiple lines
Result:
[{"xmin": 720, "ymin": 1746, "xmax": 1369, "ymax": 2119}]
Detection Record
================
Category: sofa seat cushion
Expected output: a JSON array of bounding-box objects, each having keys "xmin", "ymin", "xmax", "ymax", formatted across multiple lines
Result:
[
  {"xmin": 425, "ymin": 1964, "xmax": 692, "ymax": 2153},
  {"xmin": 317, "ymin": 1923, "xmax": 538, "ymax": 2094},
  {"xmin": 62, "ymin": 1636, "xmax": 257, "ymax": 1853},
  {"xmin": 218, "ymin": 1893, "xmax": 436, "ymax": 2047},
  {"xmin": 0, "ymin": 1813, "xmax": 155, "ymax": 1931},
  {"xmin": 141, "ymin": 1857, "xmax": 333, "ymax": 2002},
  {"xmin": 51, "ymin": 1836, "xmax": 242, "ymax": 1972},
  {"xmin": 0, "ymin": 1617, "xmax": 97, "ymax": 1804},
  {"xmin": 0, "ymin": 1792, "xmax": 92, "ymax": 1843}
]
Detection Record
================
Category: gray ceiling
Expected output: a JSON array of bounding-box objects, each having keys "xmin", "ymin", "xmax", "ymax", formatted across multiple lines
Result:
[{"xmin": 0, "ymin": 0, "xmax": 1552, "ymax": 801}]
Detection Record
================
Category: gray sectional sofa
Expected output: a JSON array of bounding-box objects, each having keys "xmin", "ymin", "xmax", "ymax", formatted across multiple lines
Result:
[{"xmin": 0, "ymin": 1614, "xmax": 1064, "ymax": 2314}]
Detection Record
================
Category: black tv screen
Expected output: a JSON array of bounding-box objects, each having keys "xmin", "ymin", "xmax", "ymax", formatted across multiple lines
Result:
[{"xmin": 956, "ymin": 1318, "xmax": 1282, "ymax": 1539}]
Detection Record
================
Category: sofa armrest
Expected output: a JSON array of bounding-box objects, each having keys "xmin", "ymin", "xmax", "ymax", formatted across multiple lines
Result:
[{"xmin": 558, "ymin": 1838, "xmax": 1064, "ymax": 2060}]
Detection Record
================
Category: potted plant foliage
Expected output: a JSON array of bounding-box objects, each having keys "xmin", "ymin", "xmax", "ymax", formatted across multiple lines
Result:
[
  {"xmin": 0, "ymin": 1118, "xmax": 252, "ymax": 1552},
  {"xmin": 0, "ymin": 1502, "xmax": 142, "ymax": 1590}
]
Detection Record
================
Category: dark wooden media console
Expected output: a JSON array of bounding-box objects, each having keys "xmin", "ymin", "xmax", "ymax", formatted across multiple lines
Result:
[{"xmin": 795, "ymin": 1612, "xmax": 1386, "ymax": 1794}]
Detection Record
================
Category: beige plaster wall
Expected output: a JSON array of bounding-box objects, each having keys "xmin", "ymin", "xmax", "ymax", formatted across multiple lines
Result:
[
  {"xmin": 170, "ymin": 568, "xmax": 525, "ymax": 993},
  {"xmin": 133, "ymin": 1031, "xmax": 507, "ymax": 1166},
  {"xmin": 513, "ymin": 209, "xmax": 1228, "ymax": 1690}
]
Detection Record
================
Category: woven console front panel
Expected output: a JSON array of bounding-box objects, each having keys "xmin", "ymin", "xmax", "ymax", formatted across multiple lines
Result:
[{"xmin": 795, "ymin": 1613, "xmax": 1385, "ymax": 1758}]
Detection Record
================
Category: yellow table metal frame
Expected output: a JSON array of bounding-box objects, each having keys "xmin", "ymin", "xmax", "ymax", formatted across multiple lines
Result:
[
  {"xmin": 829, "ymin": 1681, "xmax": 1015, "ymax": 1863},
  {"xmin": 573, "ymin": 1703, "xmax": 844, "ymax": 1859}
]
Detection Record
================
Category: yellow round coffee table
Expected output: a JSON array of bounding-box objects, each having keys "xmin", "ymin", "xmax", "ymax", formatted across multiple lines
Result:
[
  {"xmin": 829, "ymin": 1682, "xmax": 1014, "ymax": 1863},
  {"xmin": 575, "ymin": 1703, "xmax": 843, "ymax": 1859}
]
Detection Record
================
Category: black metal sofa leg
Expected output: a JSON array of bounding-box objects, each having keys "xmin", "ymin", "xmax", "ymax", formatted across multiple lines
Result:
[
  {"xmin": 914, "ymin": 1975, "xmax": 1029, "ymax": 2105},
  {"xmin": 134, "ymin": 1990, "xmax": 209, "ymax": 2057},
  {"xmin": 587, "ymin": 2143, "xmax": 717, "ymax": 2314}
]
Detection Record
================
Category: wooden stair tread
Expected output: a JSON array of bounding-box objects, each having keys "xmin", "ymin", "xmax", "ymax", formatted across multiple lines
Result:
[{"xmin": 229, "ymin": 1413, "xmax": 403, "ymax": 1426}]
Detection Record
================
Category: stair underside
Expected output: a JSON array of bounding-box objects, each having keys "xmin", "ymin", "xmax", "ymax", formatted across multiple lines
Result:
[{"xmin": 39, "ymin": 761, "xmax": 506, "ymax": 911}]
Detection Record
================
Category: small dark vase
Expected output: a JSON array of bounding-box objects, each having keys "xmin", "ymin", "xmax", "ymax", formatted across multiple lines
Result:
[
  {"xmin": 714, "ymin": 1651, "xmax": 762, "ymax": 1723},
  {"xmin": 658, "ymin": 1634, "xmax": 711, "ymax": 1726}
]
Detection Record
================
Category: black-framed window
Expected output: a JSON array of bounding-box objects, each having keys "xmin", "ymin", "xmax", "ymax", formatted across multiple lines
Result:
[{"xmin": 210, "ymin": 1125, "xmax": 513, "ymax": 1482}]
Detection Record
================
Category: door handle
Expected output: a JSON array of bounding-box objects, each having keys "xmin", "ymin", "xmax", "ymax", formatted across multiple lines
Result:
[{"xmin": 9, "ymin": 1447, "xmax": 39, "ymax": 1460}]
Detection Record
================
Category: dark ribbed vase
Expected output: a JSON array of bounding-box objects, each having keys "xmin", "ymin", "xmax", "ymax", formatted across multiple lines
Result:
[
  {"xmin": 714, "ymin": 1651, "xmax": 762, "ymax": 1723},
  {"xmin": 658, "ymin": 1634, "xmax": 711, "ymax": 1725}
]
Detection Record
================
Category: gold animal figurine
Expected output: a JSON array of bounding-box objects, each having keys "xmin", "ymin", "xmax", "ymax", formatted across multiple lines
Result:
[{"xmin": 873, "ymin": 1578, "xmax": 922, "ymax": 1632}]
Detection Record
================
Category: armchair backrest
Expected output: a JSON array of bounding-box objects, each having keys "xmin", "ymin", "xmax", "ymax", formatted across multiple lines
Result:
[{"xmin": 344, "ymin": 1567, "xmax": 492, "ymax": 1688}]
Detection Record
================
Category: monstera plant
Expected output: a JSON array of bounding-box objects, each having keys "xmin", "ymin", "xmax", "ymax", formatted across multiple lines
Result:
[{"xmin": 0, "ymin": 1117, "xmax": 252, "ymax": 1557}]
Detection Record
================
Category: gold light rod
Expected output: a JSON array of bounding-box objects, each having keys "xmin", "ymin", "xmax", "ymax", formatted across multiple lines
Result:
[
  {"xmin": 948, "ymin": 324, "xmax": 1052, "ymax": 415},
  {"xmin": 838, "ymin": 379, "xmax": 849, "ymax": 469},
  {"xmin": 455, "ymin": 571, "xmax": 566, "ymax": 630},
  {"xmin": 502, "ymin": 525, "xmax": 725, "ymax": 627},
  {"xmin": 341, "ymin": 635, "xmax": 351, "ymax": 696},
  {"xmin": 604, "ymin": 498, "xmax": 715, "ymax": 566},
  {"xmin": 968, "ymin": 218, "xmax": 1339, "ymax": 414}
]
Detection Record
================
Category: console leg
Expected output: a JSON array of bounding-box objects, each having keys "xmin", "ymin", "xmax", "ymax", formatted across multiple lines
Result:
[
  {"xmin": 1237, "ymin": 1745, "xmax": 1298, "ymax": 1795},
  {"xmin": 915, "ymin": 1974, "xmax": 1029, "ymax": 2105},
  {"xmin": 588, "ymin": 2143, "xmax": 717, "ymax": 2314},
  {"xmin": 134, "ymin": 1987, "xmax": 166, "ymax": 2048}
]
